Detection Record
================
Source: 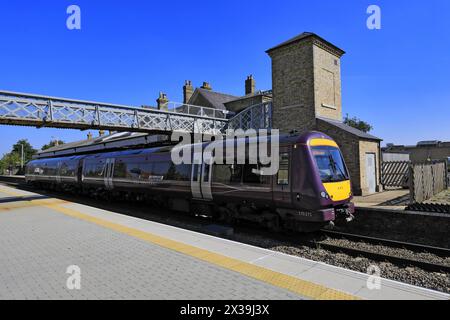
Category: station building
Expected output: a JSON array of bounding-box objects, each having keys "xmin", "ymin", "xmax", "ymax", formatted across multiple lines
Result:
[{"xmin": 40, "ymin": 32, "xmax": 382, "ymax": 196}]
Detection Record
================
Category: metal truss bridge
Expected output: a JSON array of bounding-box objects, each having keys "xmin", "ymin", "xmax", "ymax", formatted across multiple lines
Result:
[{"xmin": 0, "ymin": 90, "xmax": 272, "ymax": 135}]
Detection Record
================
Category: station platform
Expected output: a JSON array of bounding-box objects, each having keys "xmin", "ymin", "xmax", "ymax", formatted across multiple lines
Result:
[{"xmin": 0, "ymin": 183, "xmax": 448, "ymax": 300}]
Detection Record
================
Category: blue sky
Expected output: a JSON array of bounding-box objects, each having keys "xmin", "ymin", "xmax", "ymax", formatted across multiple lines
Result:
[{"xmin": 0, "ymin": 0, "xmax": 449, "ymax": 155}]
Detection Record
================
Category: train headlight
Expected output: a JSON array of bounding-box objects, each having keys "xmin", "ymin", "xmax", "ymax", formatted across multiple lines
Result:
[{"xmin": 320, "ymin": 191, "xmax": 329, "ymax": 199}]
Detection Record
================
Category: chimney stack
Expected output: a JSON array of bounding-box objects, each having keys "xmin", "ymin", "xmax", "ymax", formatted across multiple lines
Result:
[
  {"xmin": 245, "ymin": 75, "xmax": 256, "ymax": 95},
  {"xmin": 201, "ymin": 81, "xmax": 212, "ymax": 91},
  {"xmin": 183, "ymin": 80, "xmax": 193, "ymax": 104},
  {"xmin": 156, "ymin": 92, "xmax": 169, "ymax": 111}
]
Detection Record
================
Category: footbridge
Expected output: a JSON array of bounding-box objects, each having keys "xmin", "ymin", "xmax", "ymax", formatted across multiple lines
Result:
[{"xmin": 0, "ymin": 90, "xmax": 272, "ymax": 135}]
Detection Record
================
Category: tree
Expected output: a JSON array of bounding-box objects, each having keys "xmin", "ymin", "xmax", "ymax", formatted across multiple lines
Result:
[
  {"xmin": 0, "ymin": 152, "xmax": 20, "ymax": 174},
  {"xmin": 12, "ymin": 139, "xmax": 37, "ymax": 163},
  {"xmin": 42, "ymin": 140, "xmax": 65, "ymax": 151},
  {"xmin": 344, "ymin": 114, "xmax": 373, "ymax": 133}
]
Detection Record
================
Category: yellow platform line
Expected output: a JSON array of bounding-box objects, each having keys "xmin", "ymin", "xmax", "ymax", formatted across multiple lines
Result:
[
  {"xmin": 0, "ymin": 186, "xmax": 359, "ymax": 300},
  {"xmin": 0, "ymin": 198, "xmax": 69, "ymax": 212}
]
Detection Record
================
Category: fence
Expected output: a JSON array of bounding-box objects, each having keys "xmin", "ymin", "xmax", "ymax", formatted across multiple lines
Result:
[
  {"xmin": 381, "ymin": 161, "xmax": 410, "ymax": 188},
  {"xmin": 409, "ymin": 161, "xmax": 448, "ymax": 203}
]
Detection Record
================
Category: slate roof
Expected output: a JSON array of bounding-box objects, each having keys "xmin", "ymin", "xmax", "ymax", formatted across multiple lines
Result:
[
  {"xmin": 317, "ymin": 116, "xmax": 382, "ymax": 141},
  {"xmin": 266, "ymin": 32, "xmax": 345, "ymax": 56},
  {"xmin": 190, "ymin": 88, "xmax": 240, "ymax": 110}
]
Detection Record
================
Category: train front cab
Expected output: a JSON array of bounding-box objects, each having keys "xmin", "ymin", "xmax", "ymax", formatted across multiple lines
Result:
[{"xmin": 307, "ymin": 136, "xmax": 355, "ymax": 224}]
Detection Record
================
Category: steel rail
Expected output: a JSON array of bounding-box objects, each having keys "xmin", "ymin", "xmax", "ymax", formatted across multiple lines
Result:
[
  {"xmin": 314, "ymin": 241, "xmax": 450, "ymax": 273},
  {"xmin": 320, "ymin": 229, "xmax": 450, "ymax": 257}
]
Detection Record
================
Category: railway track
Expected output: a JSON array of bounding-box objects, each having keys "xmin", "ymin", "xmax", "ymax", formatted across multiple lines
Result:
[
  {"xmin": 230, "ymin": 223, "xmax": 450, "ymax": 274},
  {"xmin": 317, "ymin": 230, "xmax": 450, "ymax": 273},
  {"xmin": 320, "ymin": 229, "xmax": 450, "ymax": 257}
]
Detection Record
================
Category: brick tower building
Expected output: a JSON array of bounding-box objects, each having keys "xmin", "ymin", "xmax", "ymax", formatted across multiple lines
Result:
[{"xmin": 267, "ymin": 32, "xmax": 382, "ymax": 195}]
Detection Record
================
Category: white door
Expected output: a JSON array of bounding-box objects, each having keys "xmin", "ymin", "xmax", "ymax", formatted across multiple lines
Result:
[{"xmin": 365, "ymin": 153, "xmax": 376, "ymax": 194}]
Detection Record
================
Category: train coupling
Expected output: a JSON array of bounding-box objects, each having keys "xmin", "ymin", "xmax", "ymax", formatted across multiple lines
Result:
[
  {"xmin": 323, "ymin": 221, "xmax": 335, "ymax": 230},
  {"xmin": 335, "ymin": 203, "xmax": 355, "ymax": 223}
]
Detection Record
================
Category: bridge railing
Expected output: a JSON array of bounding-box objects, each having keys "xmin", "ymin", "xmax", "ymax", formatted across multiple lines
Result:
[
  {"xmin": 0, "ymin": 90, "xmax": 227, "ymax": 134},
  {"xmin": 0, "ymin": 90, "xmax": 273, "ymax": 135},
  {"xmin": 227, "ymin": 102, "xmax": 272, "ymax": 131},
  {"xmin": 167, "ymin": 102, "xmax": 228, "ymax": 119}
]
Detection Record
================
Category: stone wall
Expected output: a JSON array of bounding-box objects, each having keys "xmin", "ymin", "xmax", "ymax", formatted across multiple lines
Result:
[
  {"xmin": 268, "ymin": 39, "xmax": 317, "ymax": 133},
  {"xmin": 224, "ymin": 94, "xmax": 271, "ymax": 114},
  {"xmin": 410, "ymin": 145, "xmax": 450, "ymax": 162},
  {"xmin": 337, "ymin": 208, "xmax": 450, "ymax": 248},
  {"xmin": 313, "ymin": 44, "xmax": 342, "ymax": 121}
]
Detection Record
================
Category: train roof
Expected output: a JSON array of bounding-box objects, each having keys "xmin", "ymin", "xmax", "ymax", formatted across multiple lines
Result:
[{"xmin": 28, "ymin": 131, "xmax": 339, "ymax": 163}]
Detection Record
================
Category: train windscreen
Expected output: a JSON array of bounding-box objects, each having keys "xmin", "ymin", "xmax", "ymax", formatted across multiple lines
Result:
[{"xmin": 312, "ymin": 146, "xmax": 349, "ymax": 183}]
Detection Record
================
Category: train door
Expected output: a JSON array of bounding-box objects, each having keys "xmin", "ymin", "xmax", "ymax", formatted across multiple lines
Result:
[
  {"xmin": 104, "ymin": 158, "xmax": 115, "ymax": 190},
  {"xmin": 191, "ymin": 152, "xmax": 202, "ymax": 199},
  {"xmin": 272, "ymin": 148, "xmax": 292, "ymax": 207},
  {"xmin": 201, "ymin": 152, "xmax": 213, "ymax": 200}
]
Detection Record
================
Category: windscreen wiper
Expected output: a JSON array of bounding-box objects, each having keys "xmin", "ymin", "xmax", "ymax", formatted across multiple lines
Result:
[{"xmin": 328, "ymin": 154, "xmax": 347, "ymax": 179}]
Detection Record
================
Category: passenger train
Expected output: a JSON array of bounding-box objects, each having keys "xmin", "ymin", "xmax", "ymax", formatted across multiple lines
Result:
[{"xmin": 25, "ymin": 131, "xmax": 355, "ymax": 232}]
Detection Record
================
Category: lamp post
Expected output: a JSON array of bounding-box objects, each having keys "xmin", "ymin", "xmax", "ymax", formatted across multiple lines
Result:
[{"xmin": 20, "ymin": 143, "xmax": 24, "ymax": 171}]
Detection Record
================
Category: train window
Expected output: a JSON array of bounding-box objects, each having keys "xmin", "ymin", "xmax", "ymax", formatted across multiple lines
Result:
[
  {"xmin": 203, "ymin": 164, "xmax": 210, "ymax": 182},
  {"xmin": 153, "ymin": 162, "xmax": 170, "ymax": 176},
  {"xmin": 96, "ymin": 163, "xmax": 105, "ymax": 177},
  {"xmin": 165, "ymin": 164, "xmax": 176, "ymax": 181},
  {"xmin": 176, "ymin": 164, "xmax": 191, "ymax": 181},
  {"xmin": 84, "ymin": 161, "xmax": 105, "ymax": 178},
  {"xmin": 114, "ymin": 162, "xmax": 127, "ymax": 178},
  {"xmin": 243, "ymin": 164, "xmax": 260, "ymax": 183},
  {"xmin": 165, "ymin": 163, "xmax": 191, "ymax": 181},
  {"xmin": 138, "ymin": 162, "xmax": 152, "ymax": 180},
  {"xmin": 243, "ymin": 164, "xmax": 271, "ymax": 185},
  {"xmin": 84, "ymin": 162, "xmax": 94, "ymax": 177},
  {"xmin": 60, "ymin": 162, "xmax": 76, "ymax": 177},
  {"xmin": 230, "ymin": 164, "xmax": 243, "ymax": 183},
  {"xmin": 140, "ymin": 162, "xmax": 170, "ymax": 181},
  {"xmin": 60, "ymin": 163, "xmax": 68, "ymax": 176},
  {"xmin": 277, "ymin": 153, "xmax": 290, "ymax": 185},
  {"xmin": 192, "ymin": 164, "xmax": 200, "ymax": 182},
  {"xmin": 213, "ymin": 165, "xmax": 232, "ymax": 183},
  {"xmin": 47, "ymin": 162, "xmax": 58, "ymax": 176},
  {"xmin": 127, "ymin": 163, "xmax": 142, "ymax": 179}
]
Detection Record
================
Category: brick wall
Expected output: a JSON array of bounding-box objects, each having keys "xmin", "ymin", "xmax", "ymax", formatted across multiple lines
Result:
[
  {"xmin": 313, "ymin": 44, "xmax": 342, "ymax": 121},
  {"xmin": 268, "ymin": 39, "xmax": 317, "ymax": 133},
  {"xmin": 410, "ymin": 146, "xmax": 450, "ymax": 162},
  {"xmin": 224, "ymin": 95, "xmax": 271, "ymax": 114}
]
